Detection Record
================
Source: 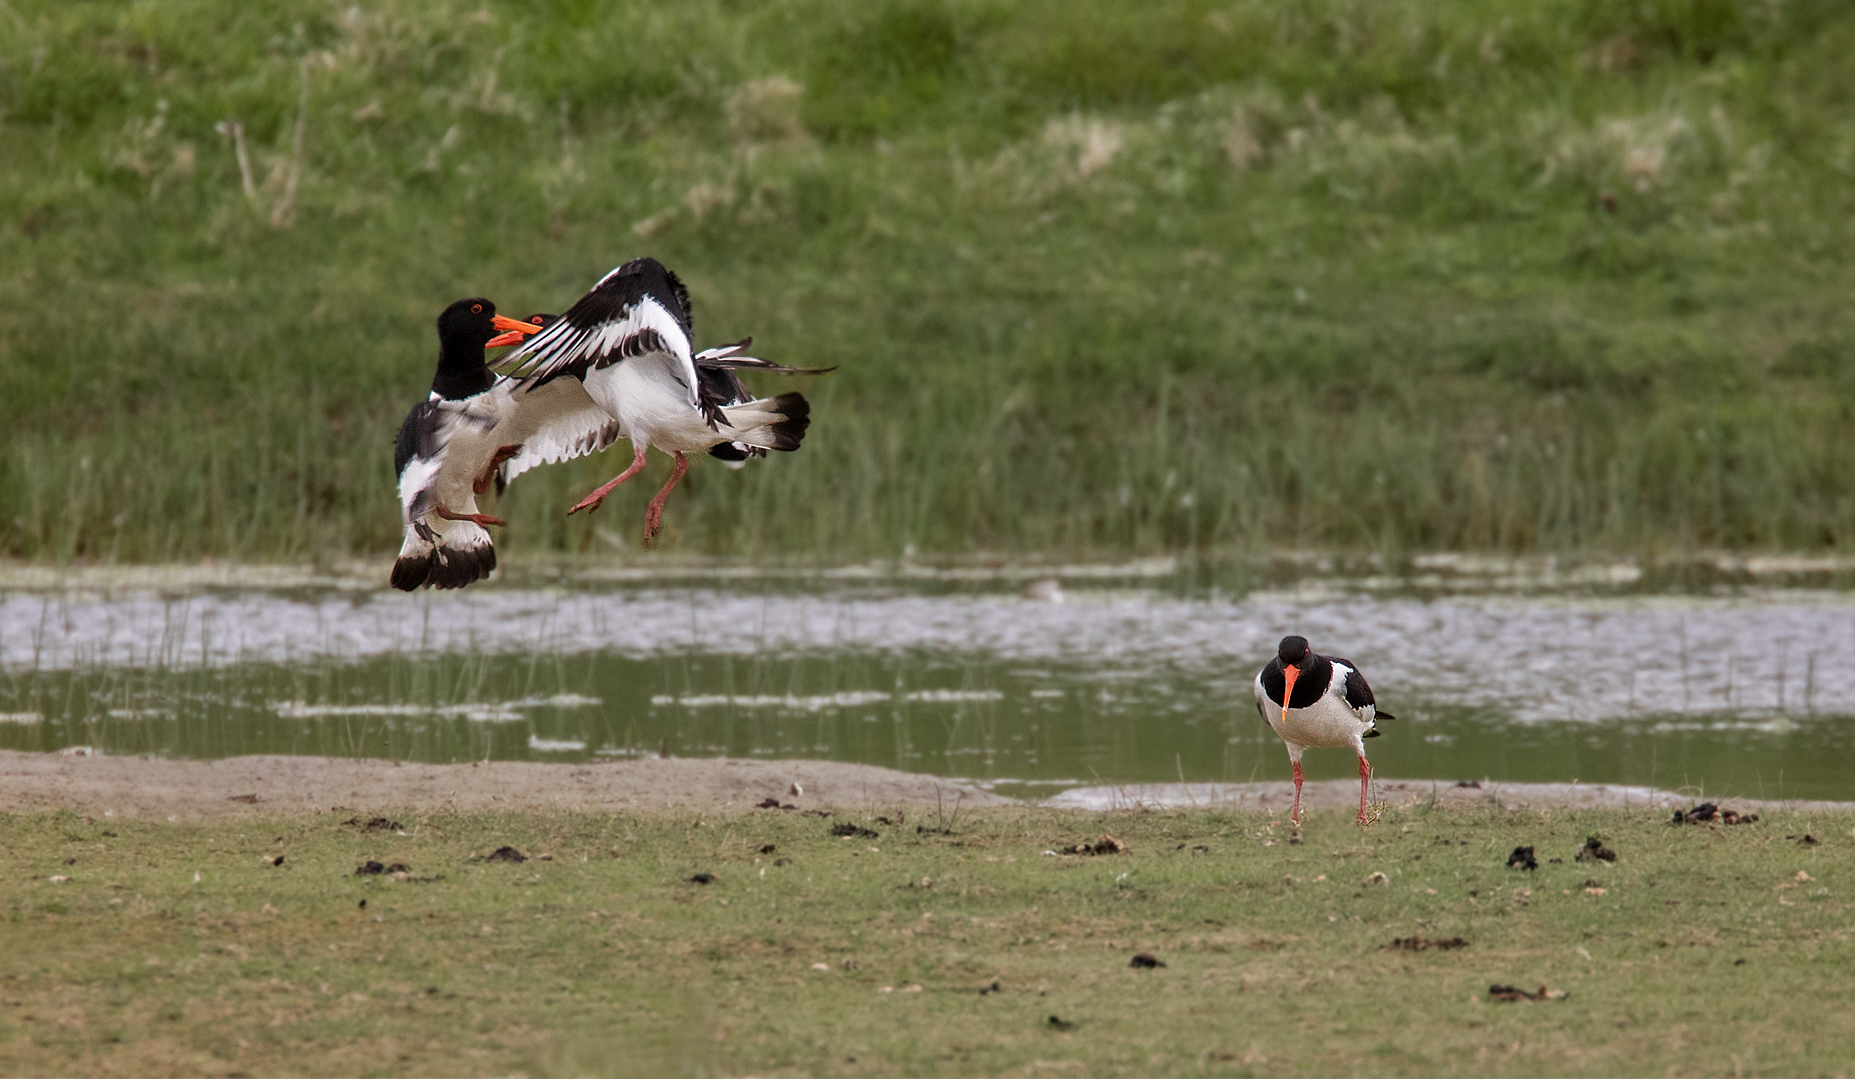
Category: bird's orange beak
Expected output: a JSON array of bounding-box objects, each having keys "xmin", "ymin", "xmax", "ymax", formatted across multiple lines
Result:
[
  {"xmin": 1279, "ymin": 664, "xmax": 1299, "ymax": 724},
  {"xmin": 486, "ymin": 314, "xmax": 542, "ymax": 349}
]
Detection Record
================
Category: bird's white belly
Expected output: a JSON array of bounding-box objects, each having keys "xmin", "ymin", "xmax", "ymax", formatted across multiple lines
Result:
[
  {"xmin": 1271, "ymin": 693, "xmax": 1370, "ymax": 750},
  {"xmin": 586, "ymin": 355, "xmax": 714, "ymax": 453},
  {"xmin": 428, "ymin": 399, "xmax": 505, "ymax": 511}
]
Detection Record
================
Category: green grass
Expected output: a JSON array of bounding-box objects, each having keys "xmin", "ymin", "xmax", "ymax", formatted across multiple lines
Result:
[
  {"xmin": 3, "ymin": 0, "xmax": 1855, "ymax": 564},
  {"xmin": 4, "ymin": 804, "xmax": 1853, "ymax": 1076}
]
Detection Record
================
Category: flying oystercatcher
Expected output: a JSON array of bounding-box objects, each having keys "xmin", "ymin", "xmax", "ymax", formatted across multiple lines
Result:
[
  {"xmin": 390, "ymin": 299, "xmax": 620, "ymax": 591},
  {"xmin": 491, "ymin": 258, "xmax": 815, "ymax": 542},
  {"xmin": 1252, "ymin": 635, "xmax": 1396, "ymax": 825},
  {"xmin": 391, "ymin": 298, "xmax": 537, "ymax": 590},
  {"xmin": 486, "ymin": 312, "xmax": 831, "ymax": 478}
]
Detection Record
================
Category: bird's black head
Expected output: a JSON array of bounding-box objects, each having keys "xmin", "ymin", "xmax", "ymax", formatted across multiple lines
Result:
[
  {"xmin": 436, "ymin": 297, "xmax": 500, "ymax": 346},
  {"xmin": 431, "ymin": 297, "xmax": 501, "ymax": 399},
  {"xmin": 1276, "ymin": 635, "xmax": 1311, "ymax": 669}
]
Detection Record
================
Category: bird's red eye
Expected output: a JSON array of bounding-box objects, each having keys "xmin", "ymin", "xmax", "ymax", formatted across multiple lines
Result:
[
  {"xmin": 530, "ymin": 316, "xmax": 542, "ymax": 325},
  {"xmin": 471, "ymin": 303, "xmax": 483, "ymax": 313}
]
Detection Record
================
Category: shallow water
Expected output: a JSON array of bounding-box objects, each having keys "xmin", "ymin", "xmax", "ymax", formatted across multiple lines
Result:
[{"xmin": 3, "ymin": 581, "xmax": 1852, "ymax": 800}]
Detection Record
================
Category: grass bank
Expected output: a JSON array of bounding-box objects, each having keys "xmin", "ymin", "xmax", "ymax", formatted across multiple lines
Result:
[
  {"xmin": 3, "ymin": 804, "xmax": 1851, "ymax": 1075},
  {"xmin": 3, "ymin": 1, "xmax": 1854, "ymax": 563}
]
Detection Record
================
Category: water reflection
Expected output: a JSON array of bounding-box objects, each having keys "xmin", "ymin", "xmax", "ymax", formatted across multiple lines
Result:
[{"xmin": 8, "ymin": 586, "xmax": 1855, "ymax": 723}]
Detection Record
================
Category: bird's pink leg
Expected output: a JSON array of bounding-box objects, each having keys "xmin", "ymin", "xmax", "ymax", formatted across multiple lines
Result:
[
  {"xmin": 1355, "ymin": 755, "xmax": 1372, "ymax": 824},
  {"xmin": 474, "ymin": 444, "xmax": 524, "ymax": 495},
  {"xmin": 1290, "ymin": 760, "xmax": 1304, "ymax": 826},
  {"xmin": 435, "ymin": 503, "xmax": 503, "ymax": 528},
  {"xmin": 569, "ymin": 444, "xmax": 649, "ymax": 516},
  {"xmin": 642, "ymin": 452, "xmax": 690, "ymax": 544}
]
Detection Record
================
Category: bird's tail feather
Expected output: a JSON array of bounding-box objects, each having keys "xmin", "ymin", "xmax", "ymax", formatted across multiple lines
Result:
[
  {"xmin": 390, "ymin": 518, "xmax": 496, "ymax": 591},
  {"xmin": 719, "ymin": 392, "xmax": 810, "ymax": 452}
]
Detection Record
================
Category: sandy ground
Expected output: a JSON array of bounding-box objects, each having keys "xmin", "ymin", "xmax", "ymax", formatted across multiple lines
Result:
[
  {"xmin": 0, "ymin": 751, "xmax": 1014, "ymax": 820},
  {"xmin": 4, "ymin": 751, "xmax": 1848, "ymax": 819}
]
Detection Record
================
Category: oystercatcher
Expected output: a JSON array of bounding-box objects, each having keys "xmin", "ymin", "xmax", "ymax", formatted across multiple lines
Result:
[
  {"xmin": 1252, "ymin": 635, "xmax": 1396, "ymax": 825},
  {"xmin": 487, "ymin": 312, "xmax": 832, "ymax": 474},
  {"xmin": 391, "ymin": 298, "xmax": 539, "ymax": 590},
  {"xmin": 492, "ymin": 258, "xmax": 815, "ymax": 542},
  {"xmin": 391, "ymin": 299, "xmax": 621, "ymax": 590}
]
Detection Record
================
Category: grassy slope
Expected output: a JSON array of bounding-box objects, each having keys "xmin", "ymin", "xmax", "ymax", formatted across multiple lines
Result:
[
  {"xmin": 2, "ymin": 1, "xmax": 1853, "ymax": 563},
  {"xmin": 3, "ymin": 805, "xmax": 1852, "ymax": 1076}
]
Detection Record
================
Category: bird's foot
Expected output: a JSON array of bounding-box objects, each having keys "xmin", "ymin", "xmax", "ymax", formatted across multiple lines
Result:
[{"xmin": 568, "ymin": 450, "xmax": 650, "ymax": 517}]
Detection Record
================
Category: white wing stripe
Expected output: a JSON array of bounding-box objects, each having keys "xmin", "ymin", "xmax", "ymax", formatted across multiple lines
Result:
[{"xmin": 497, "ymin": 295, "xmax": 695, "ymax": 406}]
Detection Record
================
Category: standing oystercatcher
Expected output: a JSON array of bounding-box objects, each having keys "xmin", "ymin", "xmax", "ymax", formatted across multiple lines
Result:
[
  {"xmin": 492, "ymin": 258, "xmax": 814, "ymax": 542},
  {"xmin": 1253, "ymin": 635, "xmax": 1396, "ymax": 825}
]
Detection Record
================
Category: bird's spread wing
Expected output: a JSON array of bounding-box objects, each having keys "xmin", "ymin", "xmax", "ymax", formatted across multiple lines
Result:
[
  {"xmin": 497, "ymin": 274, "xmax": 699, "ymax": 406},
  {"xmin": 497, "ymin": 377, "xmax": 625, "ymax": 484},
  {"xmin": 693, "ymin": 338, "xmax": 753, "ymax": 364},
  {"xmin": 695, "ymin": 338, "xmax": 837, "ymax": 376},
  {"xmin": 699, "ymin": 356, "xmax": 839, "ymax": 375}
]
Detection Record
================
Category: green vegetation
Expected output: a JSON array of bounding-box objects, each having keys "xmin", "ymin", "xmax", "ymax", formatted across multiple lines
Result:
[
  {"xmin": 3, "ymin": 1, "xmax": 1854, "ymax": 564},
  {"xmin": 3, "ymin": 805, "xmax": 1851, "ymax": 1076}
]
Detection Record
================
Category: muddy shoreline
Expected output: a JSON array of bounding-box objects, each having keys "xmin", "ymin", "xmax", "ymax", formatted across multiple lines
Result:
[{"xmin": 4, "ymin": 751, "xmax": 1846, "ymax": 819}]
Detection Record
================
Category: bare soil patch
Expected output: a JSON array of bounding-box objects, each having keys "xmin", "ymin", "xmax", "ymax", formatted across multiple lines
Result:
[
  {"xmin": 0, "ymin": 750, "xmax": 1010, "ymax": 820},
  {"xmin": 4, "ymin": 751, "xmax": 1849, "ymax": 820}
]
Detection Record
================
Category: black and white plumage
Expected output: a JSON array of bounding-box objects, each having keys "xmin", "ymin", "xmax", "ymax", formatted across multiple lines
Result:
[
  {"xmin": 1252, "ymin": 635, "xmax": 1396, "ymax": 825},
  {"xmin": 390, "ymin": 300, "xmax": 619, "ymax": 591},
  {"xmin": 488, "ymin": 313, "xmax": 832, "ymax": 473},
  {"xmin": 490, "ymin": 258, "xmax": 821, "ymax": 540},
  {"xmin": 391, "ymin": 298, "xmax": 522, "ymax": 591},
  {"xmin": 480, "ymin": 312, "xmax": 626, "ymax": 493}
]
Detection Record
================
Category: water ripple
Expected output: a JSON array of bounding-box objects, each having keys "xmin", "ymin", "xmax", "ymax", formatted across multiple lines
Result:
[{"xmin": 4, "ymin": 588, "xmax": 1852, "ymax": 723}]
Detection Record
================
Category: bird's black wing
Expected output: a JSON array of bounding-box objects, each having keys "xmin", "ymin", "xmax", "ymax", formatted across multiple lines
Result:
[
  {"xmin": 694, "ymin": 337, "xmax": 837, "ymax": 377},
  {"xmin": 699, "ymin": 356, "xmax": 839, "ymax": 375},
  {"xmin": 1332, "ymin": 659, "xmax": 1394, "ymax": 720},
  {"xmin": 697, "ymin": 359, "xmax": 751, "ymax": 410},
  {"xmin": 697, "ymin": 361, "xmax": 755, "ymax": 462},
  {"xmin": 496, "ymin": 262, "xmax": 703, "ymax": 418},
  {"xmin": 394, "ymin": 400, "xmax": 442, "ymax": 476}
]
